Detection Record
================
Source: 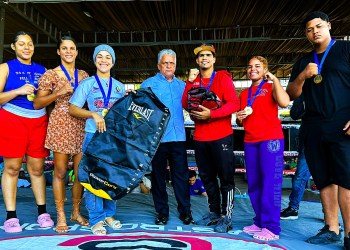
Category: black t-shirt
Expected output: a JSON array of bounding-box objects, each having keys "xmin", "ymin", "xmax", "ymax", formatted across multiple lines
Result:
[{"xmin": 289, "ymin": 40, "xmax": 350, "ymax": 122}]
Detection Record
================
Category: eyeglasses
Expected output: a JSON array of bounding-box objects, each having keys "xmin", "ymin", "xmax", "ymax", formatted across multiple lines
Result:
[{"xmin": 161, "ymin": 62, "xmax": 176, "ymax": 67}]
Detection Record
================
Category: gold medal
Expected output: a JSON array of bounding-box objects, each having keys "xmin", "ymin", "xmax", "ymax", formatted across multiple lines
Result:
[
  {"xmin": 102, "ymin": 108, "xmax": 109, "ymax": 117},
  {"xmin": 314, "ymin": 74, "xmax": 322, "ymax": 84},
  {"xmin": 27, "ymin": 93, "xmax": 36, "ymax": 102},
  {"xmin": 244, "ymin": 106, "xmax": 253, "ymax": 115}
]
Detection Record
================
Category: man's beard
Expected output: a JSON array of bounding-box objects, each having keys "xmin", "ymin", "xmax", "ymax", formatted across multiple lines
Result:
[{"xmin": 200, "ymin": 65, "xmax": 210, "ymax": 70}]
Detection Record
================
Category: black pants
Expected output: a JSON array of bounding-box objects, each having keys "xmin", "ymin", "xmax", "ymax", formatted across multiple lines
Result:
[
  {"xmin": 194, "ymin": 134, "xmax": 235, "ymax": 217},
  {"xmin": 151, "ymin": 141, "xmax": 191, "ymax": 216}
]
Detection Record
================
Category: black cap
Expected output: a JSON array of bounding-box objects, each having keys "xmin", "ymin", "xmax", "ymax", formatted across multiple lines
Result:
[{"xmin": 303, "ymin": 11, "xmax": 329, "ymax": 26}]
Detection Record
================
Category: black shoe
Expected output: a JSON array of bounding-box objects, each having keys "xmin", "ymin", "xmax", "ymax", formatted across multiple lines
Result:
[
  {"xmin": 306, "ymin": 225, "xmax": 342, "ymax": 245},
  {"xmin": 280, "ymin": 206, "xmax": 298, "ymax": 220},
  {"xmin": 195, "ymin": 212, "xmax": 220, "ymax": 226},
  {"xmin": 155, "ymin": 214, "xmax": 168, "ymax": 225},
  {"xmin": 179, "ymin": 211, "xmax": 193, "ymax": 225},
  {"xmin": 214, "ymin": 215, "xmax": 233, "ymax": 233},
  {"xmin": 344, "ymin": 233, "xmax": 350, "ymax": 250}
]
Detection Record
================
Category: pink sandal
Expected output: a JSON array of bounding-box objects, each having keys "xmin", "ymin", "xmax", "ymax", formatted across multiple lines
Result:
[
  {"xmin": 37, "ymin": 213, "xmax": 54, "ymax": 228},
  {"xmin": 253, "ymin": 228, "xmax": 279, "ymax": 241},
  {"xmin": 4, "ymin": 218, "xmax": 22, "ymax": 233},
  {"xmin": 243, "ymin": 224, "xmax": 262, "ymax": 235}
]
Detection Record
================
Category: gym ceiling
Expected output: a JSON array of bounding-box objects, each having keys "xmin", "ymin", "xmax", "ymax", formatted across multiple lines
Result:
[{"xmin": 1, "ymin": 0, "xmax": 349, "ymax": 84}]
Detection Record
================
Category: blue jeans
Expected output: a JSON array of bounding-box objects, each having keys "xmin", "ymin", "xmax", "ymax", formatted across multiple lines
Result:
[
  {"xmin": 84, "ymin": 190, "xmax": 117, "ymax": 226},
  {"xmin": 289, "ymin": 148, "xmax": 311, "ymax": 210},
  {"xmin": 82, "ymin": 132, "xmax": 117, "ymax": 226}
]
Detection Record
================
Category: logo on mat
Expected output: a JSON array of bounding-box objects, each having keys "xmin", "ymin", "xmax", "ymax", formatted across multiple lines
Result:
[
  {"xmin": 267, "ymin": 140, "xmax": 280, "ymax": 153},
  {"xmin": 128, "ymin": 101, "xmax": 154, "ymax": 121},
  {"xmin": 0, "ymin": 231, "xmax": 286, "ymax": 249}
]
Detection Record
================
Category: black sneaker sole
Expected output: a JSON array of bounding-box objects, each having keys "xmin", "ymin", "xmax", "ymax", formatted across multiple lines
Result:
[{"xmin": 280, "ymin": 216, "xmax": 298, "ymax": 220}]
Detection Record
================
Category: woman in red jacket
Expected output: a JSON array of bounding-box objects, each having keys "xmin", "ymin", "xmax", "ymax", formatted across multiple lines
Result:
[{"xmin": 236, "ymin": 56, "xmax": 289, "ymax": 241}]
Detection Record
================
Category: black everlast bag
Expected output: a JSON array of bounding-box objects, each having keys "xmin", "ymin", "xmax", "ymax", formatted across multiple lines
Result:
[
  {"xmin": 78, "ymin": 87, "xmax": 170, "ymax": 200},
  {"xmin": 187, "ymin": 86, "xmax": 222, "ymax": 120}
]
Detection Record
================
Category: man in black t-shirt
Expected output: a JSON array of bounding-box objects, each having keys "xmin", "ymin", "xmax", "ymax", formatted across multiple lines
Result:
[{"xmin": 287, "ymin": 11, "xmax": 350, "ymax": 249}]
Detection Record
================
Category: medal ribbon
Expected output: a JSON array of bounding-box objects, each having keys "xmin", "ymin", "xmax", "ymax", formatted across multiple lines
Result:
[
  {"xmin": 247, "ymin": 80, "xmax": 265, "ymax": 107},
  {"xmin": 94, "ymin": 75, "xmax": 112, "ymax": 109},
  {"xmin": 18, "ymin": 59, "xmax": 36, "ymax": 87},
  {"xmin": 60, "ymin": 64, "xmax": 78, "ymax": 91},
  {"xmin": 313, "ymin": 38, "xmax": 335, "ymax": 75},
  {"xmin": 200, "ymin": 71, "xmax": 216, "ymax": 90}
]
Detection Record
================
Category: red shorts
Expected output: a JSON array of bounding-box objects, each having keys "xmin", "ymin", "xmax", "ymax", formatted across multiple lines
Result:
[{"xmin": 0, "ymin": 109, "xmax": 49, "ymax": 158}]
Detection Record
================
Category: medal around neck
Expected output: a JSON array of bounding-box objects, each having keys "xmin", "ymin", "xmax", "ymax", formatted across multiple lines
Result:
[
  {"xmin": 313, "ymin": 39, "xmax": 335, "ymax": 85},
  {"xmin": 27, "ymin": 93, "xmax": 36, "ymax": 101},
  {"xmin": 244, "ymin": 106, "xmax": 253, "ymax": 115},
  {"xmin": 102, "ymin": 108, "xmax": 109, "ymax": 117},
  {"xmin": 314, "ymin": 74, "xmax": 322, "ymax": 84}
]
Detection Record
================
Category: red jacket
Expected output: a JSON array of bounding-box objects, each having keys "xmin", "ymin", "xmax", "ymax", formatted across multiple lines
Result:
[
  {"xmin": 239, "ymin": 83, "xmax": 284, "ymax": 142},
  {"xmin": 182, "ymin": 70, "xmax": 240, "ymax": 141}
]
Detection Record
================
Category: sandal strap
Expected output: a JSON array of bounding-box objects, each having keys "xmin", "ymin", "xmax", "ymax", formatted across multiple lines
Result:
[
  {"xmin": 91, "ymin": 221, "xmax": 106, "ymax": 235},
  {"xmin": 55, "ymin": 200, "xmax": 66, "ymax": 213},
  {"xmin": 72, "ymin": 198, "xmax": 83, "ymax": 207},
  {"xmin": 70, "ymin": 215, "xmax": 89, "ymax": 226},
  {"xmin": 55, "ymin": 200, "xmax": 67, "ymax": 226},
  {"xmin": 104, "ymin": 218, "xmax": 121, "ymax": 229}
]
